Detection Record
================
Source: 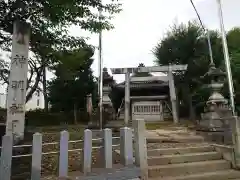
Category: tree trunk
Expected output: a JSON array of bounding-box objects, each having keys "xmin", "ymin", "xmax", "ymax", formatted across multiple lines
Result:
[
  {"xmin": 26, "ymin": 67, "xmax": 44, "ymax": 103},
  {"xmin": 188, "ymin": 94, "xmax": 196, "ymax": 121},
  {"xmin": 73, "ymin": 103, "xmax": 78, "ymax": 124},
  {"xmin": 182, "ymin": 83, "xmax": 195, "ymax": 121},
  {"xmin": 42, "ymin": 66, "xmax": 48, "ymax": 112}
]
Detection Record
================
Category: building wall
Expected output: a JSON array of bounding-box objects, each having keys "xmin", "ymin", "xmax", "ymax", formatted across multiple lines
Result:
[
  {"xmin": 0, "ymin": 91, "xmax": 44, "ymax": 110},
  {"xmin": 132, "ymin": 100, "xmax": 164, "ymax": 122},
  {"xmin": 25, "ymin": 90, "xmax": 44, "ymax": 110},
  {"xmin": 0, "ymin": 93, "xmax": 6, "ymax": 108}
]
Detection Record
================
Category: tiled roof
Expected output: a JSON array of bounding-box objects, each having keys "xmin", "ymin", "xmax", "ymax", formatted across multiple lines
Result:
[
  {"xmin": 115, "ymin": 76, "xmax": 169, "ymax": 88},
  {"xmin": 115, "ymin": 81, "xmax": 168, "ymax": 89}
]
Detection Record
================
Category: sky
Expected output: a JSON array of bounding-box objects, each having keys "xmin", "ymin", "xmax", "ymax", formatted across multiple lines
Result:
[
  {"xmin": 67, "ymin": 0, "xmax": 240, "ymax": 83},
  {"xmin": 1, "ymin": 0, "xmax": 240, "ymax": 93}
]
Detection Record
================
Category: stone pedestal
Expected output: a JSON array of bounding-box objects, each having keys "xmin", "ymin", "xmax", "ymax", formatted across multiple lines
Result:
[
  {"xmin": 200, "ymin": 109, "xmax": 232, "ymax": 130},
  {"xmin": 198, "ymin": 102, "xmax": 233, "ymax": 145}
]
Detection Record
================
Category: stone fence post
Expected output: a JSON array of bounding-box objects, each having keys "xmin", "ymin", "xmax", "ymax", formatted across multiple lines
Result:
[
  {"xmin": 0, "ymin": 135, "xmax": 13, "ymax": 180},
  {"xmin": 120, "ymin": 127, "xmax": 134, "ymax": 166},
  {"xmin": 132, "ymin": 119, "xmax": 148, "ymax": 180},
  {"xmin": 232, "ymin": 116, "xmax": 240, "ymax": 168}
]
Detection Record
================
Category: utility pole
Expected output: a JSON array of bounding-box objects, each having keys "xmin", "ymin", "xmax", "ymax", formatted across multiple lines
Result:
[
  {"xmin": 98, "ymin": 2, "xmax": 103, "ymax": 130},
  {"xmin": 216, "ymin": 0, "xmax": 236, "ymax": 115}
]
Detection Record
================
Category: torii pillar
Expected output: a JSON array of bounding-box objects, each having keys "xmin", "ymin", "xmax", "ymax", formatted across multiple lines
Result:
[{"xmin": 168, "ymin": 65, "xmax": 178, "ymax": 123}]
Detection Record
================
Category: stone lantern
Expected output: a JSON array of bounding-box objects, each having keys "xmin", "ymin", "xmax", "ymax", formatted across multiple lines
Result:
[
  {"xmin": 199, "ymin": 62, "xmax": 232, "ymax": 131},
  {"xmin": 102, "ymin": 68, "xmax": 115, "ymax": 125},
  {"xmin": 102, "ymin": 67, "xmax": 113, "ymax": 106}
]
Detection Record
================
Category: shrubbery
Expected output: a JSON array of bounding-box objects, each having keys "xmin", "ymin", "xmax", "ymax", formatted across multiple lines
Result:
[{"xmin": 0, "ymin": 108, "xmax": 89, "ymax": 127}]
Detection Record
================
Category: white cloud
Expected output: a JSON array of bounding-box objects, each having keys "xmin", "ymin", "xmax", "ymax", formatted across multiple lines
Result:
[{"xmin": 1, "ymin": 0, "xmax": 240, "ymax": 92}]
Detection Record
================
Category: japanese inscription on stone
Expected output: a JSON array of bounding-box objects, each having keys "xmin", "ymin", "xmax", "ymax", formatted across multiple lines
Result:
[
  {"xmin": 6, "ymin": 21, "xmax": 30, "ymax": 140},
  {"xmin": 11, "ymin": 55, "xmax": 27, "ymax": 67}
]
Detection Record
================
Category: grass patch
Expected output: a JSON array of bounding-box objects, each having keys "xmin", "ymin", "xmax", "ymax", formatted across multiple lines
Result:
[
  {"xmin": 145, "ymin": 120, "xmax": 194, "ymax": 130},
  {"xmin": 30, "ymin": 124, "xmax": 86, "ymax": 133},
  {"xmin": 145, "ymin": 122, "xmax": 173, "ymax": 130}
]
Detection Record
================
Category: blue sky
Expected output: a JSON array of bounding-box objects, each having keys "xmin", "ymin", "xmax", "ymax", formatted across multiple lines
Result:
[{"xmin": 1, "ymin": 0, "xmax": 240, "ymax": 93}]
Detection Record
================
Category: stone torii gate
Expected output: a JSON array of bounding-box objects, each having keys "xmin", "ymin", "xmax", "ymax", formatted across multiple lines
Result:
[{"xmin": 111, "ymin": 64, "xmax": 188, "ymax": 125}]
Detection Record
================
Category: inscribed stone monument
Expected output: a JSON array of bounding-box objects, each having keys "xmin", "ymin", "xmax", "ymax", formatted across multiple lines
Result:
[{"xmin": 5, "ymin": 21, "xmax": 30, "ymax": 141}]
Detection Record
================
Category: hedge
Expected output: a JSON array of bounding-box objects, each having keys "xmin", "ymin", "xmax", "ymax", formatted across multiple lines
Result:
[{"xmin": 0, "ymin": 108, "xmax": 89, "ymax": 127}]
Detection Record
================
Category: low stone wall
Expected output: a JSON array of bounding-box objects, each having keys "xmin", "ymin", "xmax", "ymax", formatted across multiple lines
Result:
[
  {"xmin": 213, "ymin": 144, "xmax": 236, "ymax": 168},
  {"xmin": 196, "ymin": 130, "xmax": 233, "ymax": 145}
]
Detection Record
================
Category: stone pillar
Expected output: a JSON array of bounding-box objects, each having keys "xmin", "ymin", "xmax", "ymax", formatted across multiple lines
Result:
[
  {"xmin": 168, "ymin": 66, "xmax": 178, "ymax": 123},
  {"xmin": 124, "ymin": 72, "xmax": 130, "ymax": 126},
  {"xmin": 120, "ymin": 127, "xmax": 133, "ymax": 165},
  {"xmin": 231, "ymin": 116, "xmax": 240, "ymax": 167},
  {"xmin": 6, "ymin": 21, "xmax": 30, "ymax": 141},
  {"xmin": 132, "ymin": 119, "xmax": 148, "ymax": 179}
]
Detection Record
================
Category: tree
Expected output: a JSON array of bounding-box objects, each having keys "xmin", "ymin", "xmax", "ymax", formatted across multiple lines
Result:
[
  {"xmin": 0, "ymin": 0, "xmax": 121, "ymax": 103},
  {"xmin": 153, "ymin": 21, "xmax": 224, "ymax": 119},
  {"xmin": 226, "ymin": 28, "xmax": 240, "ymax": 112},
  {"xmin": 48, "ymin": 47, "xmax": 97, "ymax": 121}
]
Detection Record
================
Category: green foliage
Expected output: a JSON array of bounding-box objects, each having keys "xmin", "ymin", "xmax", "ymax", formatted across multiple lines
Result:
[
  {"xmin": 153, "ymin": 21, "xmax": 223, "ymax": 118},
  {"xmin": 153, "ymin": 21, "xmax": 220, "ymax": 84},
  {"xmin": 227, "ymin": 28, "xmax": 240, "ymax": 109},
  {"xmin": 153, "ymin": 20, "xmax": 240, "ymax": 116},
  {"xmin": 0, "ymin": 0, "xmax": 121, "ymax": 102},
  {"xmin": 153, "ymin": 22, "xmax": 212, "ymax": 112},
  {"xmin": 48, "ymin": 47, "xmax": 98, "ymax": 113},
  {"xmin": 0, "ymin": 0, "xmax": 121, "ymax": 52},
  {"xmin": 0, "ymin": 108, "xmax": 89, "ymax": 126},
  {"xmin": 25, "ymin": 109, "xmax": 88, "ymax": 127},
  {"xmin": 0, "ymin": 107, "xmax": 6, "ymax": 123}
]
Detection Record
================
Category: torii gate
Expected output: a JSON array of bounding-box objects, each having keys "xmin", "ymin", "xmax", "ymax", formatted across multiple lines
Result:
[{"xmin": 111, "ymin": 64, "xmax": 188, "ymax": 125}]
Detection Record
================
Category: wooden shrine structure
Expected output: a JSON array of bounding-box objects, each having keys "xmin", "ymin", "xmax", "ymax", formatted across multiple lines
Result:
[{"xmin": 111, "ymin": 65, "xmax": 188, "ymax": 125}]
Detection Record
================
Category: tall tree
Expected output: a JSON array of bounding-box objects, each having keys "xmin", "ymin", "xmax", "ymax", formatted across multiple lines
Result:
[
  {"xmin": 226, "ymin": 28, "xmax": 240, "ymax": 111},
  {"xmin": 48, "ymin": 47, "xmax": 97, "ymax": 117},
  {"xmin": 0, "ymin": 0, "xmax": 121, "ymax": 103},
  {"xmin": 153, "ymin": 21, "xmax": 224, "ymax": 119}
]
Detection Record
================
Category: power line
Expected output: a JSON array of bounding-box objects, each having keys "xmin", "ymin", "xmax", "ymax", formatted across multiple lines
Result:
[
  {"xmin": 190, "ymin": 0, "xmax": 205, "ymax": 30},
  {"xmin": 190, "ymin": 0, "xmax": 214, "ymax": 64}
]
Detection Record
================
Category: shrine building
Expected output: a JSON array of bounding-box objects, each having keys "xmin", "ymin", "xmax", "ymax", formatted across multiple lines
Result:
[{"xmin": 112, "ymin": 75, "xmax": 173, "ymax": 123}]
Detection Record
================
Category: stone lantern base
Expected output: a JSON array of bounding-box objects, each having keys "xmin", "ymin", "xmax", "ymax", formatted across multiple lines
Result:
[
  {"xmin": 199, "ymin": 108, "xmax": 232, "ymax": 131},
  {"xmin": 197, "ymin": 106, "xmax": 233, "ymax": 145}
]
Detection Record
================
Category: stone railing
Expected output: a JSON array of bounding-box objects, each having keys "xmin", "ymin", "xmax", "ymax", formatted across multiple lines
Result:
[{"xmin": 0, "ymin": 119, "xmax": 148, "ymax": 180}]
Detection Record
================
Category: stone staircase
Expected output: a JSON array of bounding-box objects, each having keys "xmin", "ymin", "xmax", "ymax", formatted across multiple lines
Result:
[{"xmin": 147, "ymin": 145, "xmax": 240, "ymax": 180}]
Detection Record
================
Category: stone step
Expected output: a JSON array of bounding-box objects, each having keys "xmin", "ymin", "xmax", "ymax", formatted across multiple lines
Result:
[
  {"xmin": 150, "ymin": 170, "xmax": 240, "ymax": 180},
  {"xmin": 148, "ymin": 151, "xmax": 222, "ymax": 166},
  {"xmin": 148, "ymin": 160, "xmax": 231, "ymax": 178},
  {"xmin": 147, "ymin": 146, "xmax": 215, "ymax": 156}
]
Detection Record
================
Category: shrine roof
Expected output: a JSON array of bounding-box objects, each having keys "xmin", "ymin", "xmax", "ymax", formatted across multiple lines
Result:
[{"xmin": 114, "ymin": 76, "xmax": 169, "ymax": 89}]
